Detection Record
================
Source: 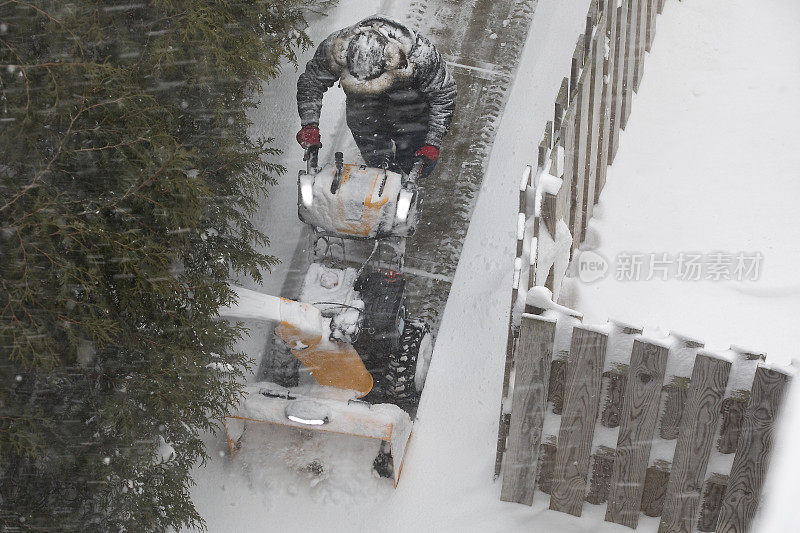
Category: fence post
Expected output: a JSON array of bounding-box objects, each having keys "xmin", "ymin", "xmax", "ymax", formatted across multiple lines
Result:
[
  {"xmin": 605, "ymin": 339, "xmax": 669, "ymax": 528},
  {"xmin": 582, "ymin": 5, "xmax": 606, "ymax": 242},
  {"xmin": 718, "ymin": 346, "xmax": 765, "ymax": 454},
  {"xmin": 659, "ymin": 334, "xmax": 705, "ymax": 439},
  {"xmin": 549, "ymin": 326, "xmax": 608, "ymax": 516},
  {"xmin": 569, "ymin": 33, "xmax": 590, "ymax": 249},
  {"xmin": 621, "ymin": 0, "xmax": 639, "ymax": 129},
  {"xmin": 634, "ymin": 0, "xmax": 648, "ymax": 91},
  {"xmin": 500, "ymin": 315, "xmax": 557, "ymax": 505},
  {"xmin": 493, "ymin": 162, "xmax": 535, "ymax": 479},
  {"xmin": 554, "ymin": 77, "xmax": 570, "ymax": 134},
  {"xmin": 715, "ymin": 366, "xmax": 792, "ymax": 533},
  {"xmin": 586, "ymin": 446, "xmax": 616, "ymax": 504},
  {"xmin": 596, "ymin": 0, "xmax": 618, "ymax": 198},
  {"xmin": 646, "ymin": 0, "xmax": 659, "ymax": 51},
  {"xmin": 717, "ymin": 394, "xmax": 748, "ymax": 454},
  {"xmin": 641, "ymin": 459, "xmax": 671, "ymax": 517},
  {"xmin": 548, "ymin": 354, "xmax": 568, "ymax": 415},
  {"xmin": 557, "ymin": 110, "xmax": 576, "ymax": 239},
  {"xmin": 658, "ymin": 352, "xmax": 732, "ymax": 533},
  {"xmin": 698, "ymin": 473, "xmax": 729, "ymax": 532},
  {"xmin": 538, "ymin": 437, "xmax": 558, "ymax": 494},
  {"xmin": 600, "ymin": 367, "xmax": 628, "ymax": 428},
  {"xmin": 609, "ymin": 0, "xmax": 629, "ymax": 162}
]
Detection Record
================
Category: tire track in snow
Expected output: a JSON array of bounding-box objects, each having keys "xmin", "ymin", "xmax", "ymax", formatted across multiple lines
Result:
[{"xmin": 401, "ymin": 0, "xmax": 539, "ymax": 335}]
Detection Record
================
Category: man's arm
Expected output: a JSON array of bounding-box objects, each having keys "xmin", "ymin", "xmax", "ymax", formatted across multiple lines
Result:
[
  {"xmin": 297, "ymin": 34, "xmax": 342, "ymax": 127},
  {"xmin": 413, "ymin": 36, "xmax": 458, "ymax": 148}
]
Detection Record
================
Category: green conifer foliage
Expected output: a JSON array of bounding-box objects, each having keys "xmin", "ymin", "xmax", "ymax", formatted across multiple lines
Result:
[{"xmin": 0, "ymin": 1, "xmax": 332, "ymax": 529}]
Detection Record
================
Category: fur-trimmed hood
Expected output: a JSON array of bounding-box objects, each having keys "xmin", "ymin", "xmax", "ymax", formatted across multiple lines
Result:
[{"xmin": 331, "ymin": 16, "xmax": 419, "ymax": 95}]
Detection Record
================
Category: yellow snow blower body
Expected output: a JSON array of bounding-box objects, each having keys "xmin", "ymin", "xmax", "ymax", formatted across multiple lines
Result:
[{"xmin": 274, "ymin": 302, "xmax": 374, "ymax": 397}]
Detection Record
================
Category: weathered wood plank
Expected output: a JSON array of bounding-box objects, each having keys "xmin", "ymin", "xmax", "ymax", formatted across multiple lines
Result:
[
  {"xmin": 520, "ymin": 165, "xmax": 531, "ymax": 221},
  {"xmin": 657, "ymin": 336, "xmax": 703, "ymax": 439},
  {"xmin": 646, "ymin": 0, "xmax": 658, "ymax": 52},
  {"xmin": 558, "ymin": 77, "xmax": 577, "ymax": 255},
  {"xmin": 716, "ymin": 366, "xmax": 792, "ymax": 533},
  {"xmin": 609, "ymin": 1, "xmax": 628, "ymax": 163},
  {"xmin": 501, "ymin": 315, "xmax": 557, "ymax": 505},
  {"xmin": 544, "ymin": 120, "xmax": 554, "ymax": 150},
  {"xmin": 493, "ymin": 324, "xmax": 517, "ymax": 479},
  {"xmin": 548, "ymin": 354, "xmax": 567, "ymax": 414},
  {"xmin": 621, "ymin": 0, "xmax": 638, "ymax": 129},
  {"xmin": 541, "ymin": 193, "xmax": 558, "ymax": 240},
  {"xmin": 605, "ymin": 340, "xmax": 669, "ymax": 528},
  {"xmin": 600, "ymin": 323, "xmax": 643, "ymax": 428},
  {"xmin": 641, "ymin": 460, "xmax": 671, "ymax": 517},
  {"xmin": 549, "ymin": 327, "xmax": 608, "ymax": 516},
  {"xmin": 600, "ymin": 367, "xmax": 628, "ymax": 428},
  {"xmin": 583, "ymin": 1, "xmax": 599, "ymax": 60},
  {"xmin": 494, "ymin": 309, "xmax": 520, "ymax": 478},
  {"xmin": 525, "ymin": 208, "xmax": 539, "ymax": 316},
  {"xmin": 717, "ymin": 395, "xmax": 748, "ymax": 454},
  {"xmin": 570, "ymin": 44, "xmax": 592, "ymax": 249},
  {"xmin": 569, "ymin": 34, "xmax": 590, "ymax": 247},
  {"xmin": 538, "ymin": 437, "xmax": 558, "ymax": 494},
  {"xmin": 528, "ymin": 223, "xmax": 538, "ymax": 291},
  {"xmin": 586, "ymin": 445, "xmax": 616, "ymax": 505},
  {"xmin": 581, "ymin": 11, "xmax": 606, "ymax": 242},
  {"xmin": 556, "ymin": 108, "xmax": 575, "ymax": 230},
  {"xmin": 596, "ymin": 0, "xmax": 618, "ymax": 198},
  {"xmin": 538, "ymin": 139, "xmax": 549, "ymax": 170},
  {"xmin": 659, "ymin": 379, "xmax": 688, "ymax": 439},
  {"xmin": 554, "ymin": 77, "xmax": 569, "ymax": 133},
  {"xmin": 570, "ymin": 35, "xmax": 585, "ymax": 101},
  {"xmin": 659, "ymin": 353, "xmax": 733, "ymax": 533},
  {"xmin": 494, "ymin": 410, "xmax": 508, "ymax": 477},
  {"xmin": 549, "ymin": 140, "xmax": 563, "ymax": 178},
  {"xmin": 634, "ymin": 0, "xmax": 648, "ymax": 91},
  {"xmin": 698, "ymin": 473, "xmax": 728, "ymax": 532}
]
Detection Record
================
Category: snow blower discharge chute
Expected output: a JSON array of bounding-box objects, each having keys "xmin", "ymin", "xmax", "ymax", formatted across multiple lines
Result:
[{"xmin": 218, "ymin": 147, "xmax": 434, "ymax": 487}]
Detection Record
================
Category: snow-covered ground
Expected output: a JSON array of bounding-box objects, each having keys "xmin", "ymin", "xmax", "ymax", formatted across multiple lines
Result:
[{"xmin": 188, "ymin": 0, "xmax": 800, "ymax": 531}]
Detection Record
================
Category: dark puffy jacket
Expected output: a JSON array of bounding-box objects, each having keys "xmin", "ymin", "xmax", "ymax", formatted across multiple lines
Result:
[{"xmin": 297, "ymin": 16, "xmax": 457, "ymax": 148}]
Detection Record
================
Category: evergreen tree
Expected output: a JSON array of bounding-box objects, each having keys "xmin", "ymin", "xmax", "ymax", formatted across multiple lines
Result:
[{"xmin": 0, "ymin": 1, "xmax": 331, "ymax": 529}]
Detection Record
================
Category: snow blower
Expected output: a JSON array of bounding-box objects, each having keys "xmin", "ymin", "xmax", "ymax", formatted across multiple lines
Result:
[{"xmin": 219, "ymin": 146, "xmax": 434, "ymax": 487}]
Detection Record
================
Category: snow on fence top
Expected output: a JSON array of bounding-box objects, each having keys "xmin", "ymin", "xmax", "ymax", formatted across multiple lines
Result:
[{"xmin": 493, "ymin": 1, "xmax": 793, "ymax": 532}]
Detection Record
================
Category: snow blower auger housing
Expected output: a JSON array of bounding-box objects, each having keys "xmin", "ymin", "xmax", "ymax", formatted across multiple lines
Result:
[{"xmin": 220, "ymin": 148, "xmax": 433, "ymax": 488}]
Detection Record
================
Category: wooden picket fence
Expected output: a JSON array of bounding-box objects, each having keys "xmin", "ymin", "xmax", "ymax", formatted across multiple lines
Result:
[
  {"xmin": 497, "ymin": 313, "xmax": 792, "ymax": 533},
  {"xmin": 495, "ymin": 0, "xmax": 663, "ymax": 488},
  {"xmin": 493, "ymin": 1, "xmax": 794, "ymax": 531}
]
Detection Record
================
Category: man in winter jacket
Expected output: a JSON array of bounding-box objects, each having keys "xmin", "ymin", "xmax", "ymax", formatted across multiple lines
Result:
[{"xmin": 296, "ymin": 16, "xmax": 457, "ymax": 179}]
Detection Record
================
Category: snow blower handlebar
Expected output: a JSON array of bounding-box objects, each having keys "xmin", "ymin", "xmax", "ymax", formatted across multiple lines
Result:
[
  {"xmin": 304, "ymin": 145, "xmax": 320, "ymax": 174},
  {"xmin": 306, "ymin": 144, "xmax": 424, "ymax": 183},
  {"xmin": 407, "ymin": 157, "xmax": 425, "ymax": 185}
]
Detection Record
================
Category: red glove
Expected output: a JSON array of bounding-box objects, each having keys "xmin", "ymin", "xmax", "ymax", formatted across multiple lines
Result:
[
  {"xmin": 415, "ymin": 144, "xmax": 440, "ymax": 162},
  {"xmin": 296, "ymin": 125, "xmax": 321, "ymax": 149}
]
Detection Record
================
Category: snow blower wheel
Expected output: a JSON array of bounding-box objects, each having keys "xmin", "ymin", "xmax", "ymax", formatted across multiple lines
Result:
[{"xmin": 383, "ymin": 319, "xmax": 432, "ymax": 410}]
